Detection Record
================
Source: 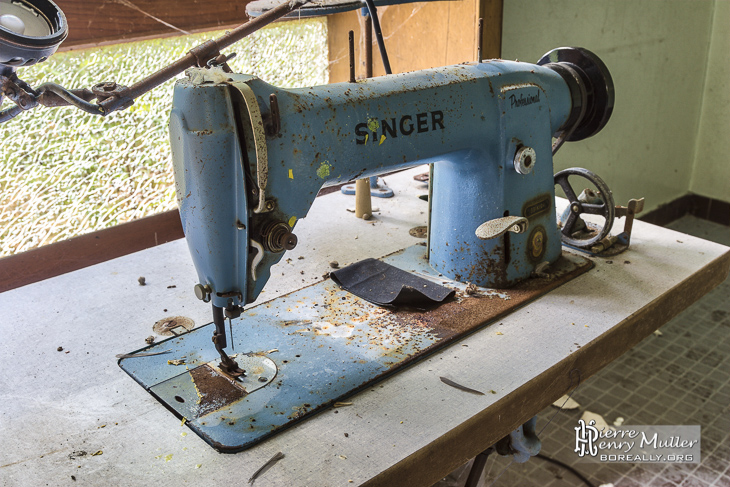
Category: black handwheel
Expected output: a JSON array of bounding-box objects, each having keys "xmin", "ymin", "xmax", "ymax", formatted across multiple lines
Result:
[{"xmin": 554, "ymin": 167, "xmax": 615, "ymax": 248}]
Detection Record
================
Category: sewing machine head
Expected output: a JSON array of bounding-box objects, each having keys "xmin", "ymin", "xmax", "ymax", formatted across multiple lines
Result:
[{"xmin": 170, "ymin": 46, "xmax": 613, "ymax": 320}]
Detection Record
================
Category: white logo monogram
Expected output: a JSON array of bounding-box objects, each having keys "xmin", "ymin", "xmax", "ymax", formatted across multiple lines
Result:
[{"xmin": 575, "ymin": 419, "xmax": 600, "ymax": 457}]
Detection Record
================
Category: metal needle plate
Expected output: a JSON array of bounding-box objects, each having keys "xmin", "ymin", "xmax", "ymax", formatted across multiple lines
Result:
[{"xmin": 119, "ymin": 245, "xmax": 592, "ymax": 452}]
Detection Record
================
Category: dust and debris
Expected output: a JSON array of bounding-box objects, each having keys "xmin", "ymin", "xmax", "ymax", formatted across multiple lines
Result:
[
  {"xmin": 68, "ymin": 451, "xmax": 87, "ymax": 460},
  {"xmin": 439, "ymin": 377, "xmax": 485, "ymax": 395},
  {"xmin": 138, "ymin": 276, "xmax": 146, "ymax": 286},
  {"xmin": 57, "ymin": 346, "xmax": 63, "ymax": 352},
  {"xmin": 495, "ymin": 331, "xmax": 503, "ymax": 336},
  {"xmin": 329, "ymin": 261, "xmax": 339, "ymax": 269},
  {"xmin": 344, "ymin": 433, "xmax": 349, "ymax": 437},
  {"xmin": 653, "ymin": 330, "xmax": 663, "ymax": 337},
  {"xmin": 532, "ymin": 261, "xmax": 552, "ymax": 279},
  {"xmin": 333, "ymin": 402, "xmax": 353, "ymax": 408},
  {"xmin": 580, "ymin": 411, "xmax": 611, "ymax": 432},
  {"xmin": 145, "ymin": 336, "xmax": 155, "ymax": 344},
  {"xmin": 551, "ymin": 394, "xmax": 580, "ymax": 410},
  {"xmin": 339, "ymin": 454, "xmax": 348, "ymax": 460},
  {"xmin": 71, "ymin": 475, "xmax": 76, "ymax": 481},
  {"xmin": 116, "ymin": 350, "xmax": 171, "ymax": 359},
  {"xmin": 168, "ymin": 359, "xmax": 186, "ymax": 366},
  {"xmin": 298, "ymin": 256, "xmax": 305, "ymax": 260},
  {"xmin": 408, "ymin": 226, "xmax": 427, "ymax": 238},
  {"xmin": 90, "ymin": 451, "xmax": 103, "ymax": 456},
  {"xmin": 167, "ymin": 285, "xmax": 177, "ymax": 289},
  {"xmin": 464, "ymin": 282, "xmax": 478, "ymax": 295},
  {"xmin": 195, "ymin": 464, "xmax": 202, "ymax": 469},
  {"xmin": 613, "ymin": 417, "xmax": 625, "ymax": 427},
  {"xmin": 248, "ymin": 451, "xmax": 285, "ymax": 484}
]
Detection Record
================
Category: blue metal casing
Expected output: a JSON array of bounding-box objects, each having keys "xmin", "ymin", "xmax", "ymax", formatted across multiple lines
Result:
[{"xmin": 170, "ymin": 61, "xmax": 574, "ymax": 306}]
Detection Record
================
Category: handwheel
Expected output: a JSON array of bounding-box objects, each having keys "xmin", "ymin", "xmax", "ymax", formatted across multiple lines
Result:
[{"xmin": 554, "ymin": 167, "xmax": 615, "ymax": 248}]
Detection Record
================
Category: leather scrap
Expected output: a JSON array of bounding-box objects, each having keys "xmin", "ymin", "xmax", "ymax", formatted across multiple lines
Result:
[{"xmin": 330, "ymin": 258, "xmax": 455, "ymax": 307}]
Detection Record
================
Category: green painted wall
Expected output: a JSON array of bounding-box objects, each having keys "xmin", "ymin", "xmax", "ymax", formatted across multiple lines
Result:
[
  {"xmin": 502, "ymin": 0, "xmax": 719, "ymax": 212},
  {"xmin": 691, "ymin": 0, "xmax": 730, "ymax": 203}
]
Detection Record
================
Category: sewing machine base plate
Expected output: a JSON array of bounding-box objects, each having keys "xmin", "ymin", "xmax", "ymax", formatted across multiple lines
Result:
[{"xmin": 119, "ymin": 245, "xmax": 592, "ymax": 452}]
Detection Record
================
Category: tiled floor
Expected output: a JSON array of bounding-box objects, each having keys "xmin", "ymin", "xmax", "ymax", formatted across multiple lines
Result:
[{"xmin": 474, "ymin": 217, "xmax": 730, "ymax": 487}]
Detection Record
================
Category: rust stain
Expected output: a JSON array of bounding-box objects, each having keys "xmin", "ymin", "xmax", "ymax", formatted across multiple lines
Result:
[
  {"xmin": 392, "ymin": 254, "xmax": 593, "ymax": 340},
  {"xmin": 153, "ymin": 316, "xmax": 195, "ymax": 336},
  {"xmin": 190, "ymin": 365, "xmax": 247, "ymax": 418}
]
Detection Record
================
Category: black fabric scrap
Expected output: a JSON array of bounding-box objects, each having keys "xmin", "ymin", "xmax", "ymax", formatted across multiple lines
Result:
[{"xmin": 330, "ymin": 258, "xmax": 455, "ymax": 307}]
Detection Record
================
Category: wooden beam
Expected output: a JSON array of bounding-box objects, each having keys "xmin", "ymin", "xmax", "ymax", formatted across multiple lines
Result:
[
  {"xmin": 327, "ymin": 0, "xmax": 503, "ymax": 82},
  {"xmin": 0, "ymin": 209, "xmax": 183, "ymax": 293},
  {"xmin": 477, "ymin": 0, "xmax": 502, "ymax": 60},
  {"xmin": 55, "ymin": 0, "xmax": 255, "ymax": 49}
]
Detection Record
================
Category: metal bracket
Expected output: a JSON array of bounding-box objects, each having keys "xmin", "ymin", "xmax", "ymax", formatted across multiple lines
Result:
[
  {"xmin": 495, "ymin": 416, "xmax": 542, "ymax": 463},
  {"xmin": 615, "ymin": 197, "xmax": 645, "ymax": 242}
]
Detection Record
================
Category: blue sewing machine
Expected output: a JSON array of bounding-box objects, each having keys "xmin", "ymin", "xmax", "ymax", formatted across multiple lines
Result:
[
  {"xmin": 118, "ymin": 47, "xmax": 615, "ymax": 452},
  {"xmin": 0, "ymin": 0, "xmax": 617, "ymax": 454},
  {"xmin": 0, "ymin": 0, "xmax": 621, "ymax": 458}
]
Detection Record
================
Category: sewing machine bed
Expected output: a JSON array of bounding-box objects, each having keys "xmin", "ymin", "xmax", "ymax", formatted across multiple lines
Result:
[
  {"xmin": 119, "ymin": 245, "xmax": 592, "ymax": 452},
  {"xmin": 1, "ymin": 168, "xmax": 728, "ymax": 486}
]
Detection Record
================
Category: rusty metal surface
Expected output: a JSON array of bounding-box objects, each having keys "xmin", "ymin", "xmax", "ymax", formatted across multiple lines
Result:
[
  {"xmin": 152, "ymin": 316, "xmax": 195, "ymax": 336},
  {"xmin": 120, "ymin": 245, "xmax": 592, "ymax": 452}
]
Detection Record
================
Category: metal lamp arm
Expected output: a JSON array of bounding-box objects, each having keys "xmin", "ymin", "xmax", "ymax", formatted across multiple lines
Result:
[{"xmin": 0, "ymin": 0, "xmax": 309, "ymax": 122}]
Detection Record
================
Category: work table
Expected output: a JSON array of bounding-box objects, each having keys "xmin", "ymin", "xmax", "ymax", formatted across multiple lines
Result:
[{"xmin": 1, "ymin": 167, "xmax": 728, "ymax": 486}]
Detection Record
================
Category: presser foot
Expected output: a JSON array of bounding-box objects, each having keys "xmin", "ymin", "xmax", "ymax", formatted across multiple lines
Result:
[
  {"xmin": 218, "ymin": 356, "xmax": 246, "ymax": 378},
  {"xmin": 213, "ymin": 338, "xmax": 246, "ymax": 377}
]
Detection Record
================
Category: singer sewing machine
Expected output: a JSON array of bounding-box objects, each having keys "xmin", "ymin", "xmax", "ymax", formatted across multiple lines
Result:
[
  {"xmin": 117, "ymin": 46, "xmax": 617, "ymax": 452},
  {"xmin": 1, "ymin": 0, "xmax": 628, "ymax": 456}
]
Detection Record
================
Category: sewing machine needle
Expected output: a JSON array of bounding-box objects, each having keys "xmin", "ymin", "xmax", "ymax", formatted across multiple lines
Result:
[{"xmin": 229, "ymin": 317, "xmax": 234, "ymax": 351}]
